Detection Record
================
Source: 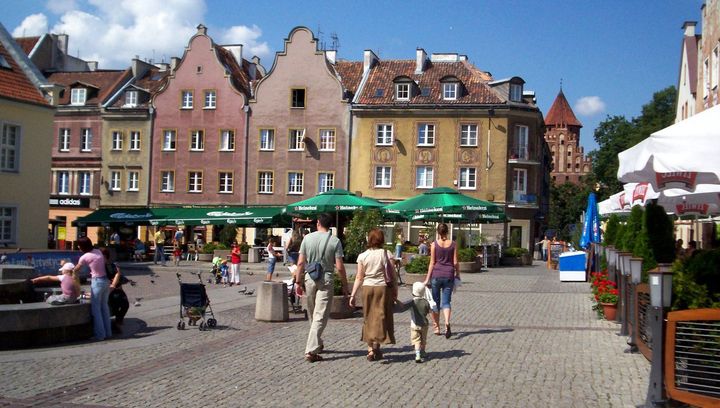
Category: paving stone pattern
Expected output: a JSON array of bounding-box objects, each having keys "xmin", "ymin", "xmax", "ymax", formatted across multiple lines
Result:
[{"xmin": 0, "ymin": 261, "xmax": 650, "ymax": 407}]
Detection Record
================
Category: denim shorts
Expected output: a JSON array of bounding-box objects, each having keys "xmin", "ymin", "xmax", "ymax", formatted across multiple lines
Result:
[
  {"xmin": 431, "ymin": 277, "xmax": 454, "ymax": 310},
  {"xmin": 267, "ymin": 255, "xmax": 276, "ymax": 273}
]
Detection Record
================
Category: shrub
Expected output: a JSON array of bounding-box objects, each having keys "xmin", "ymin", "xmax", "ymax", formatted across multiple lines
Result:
[
  {"xmin": 504, "ymin": 247, "xmax": 529, "ymax": 258},
  {"xmin": 644, "ymin": 202, "xmax": 675, "ymax": 264},
  {"xmin": 618, "ymin": 206, "xmax": 643, "ymax": 252},
  {"xmin": 672, "ymin": 249, "xmax": 720, "ymax": 310},
  {"xmin": 343, "ymin": 209, "xmax": 383, "ymax": 263},
  {"xmin": 218, "ymin": 225, "xmax": 239, "ymax": 247},
  {"xmin": 604, "ymin": 214, "xmax": 620, "ymax": 246},
  {"xmin": 458, "ymin": 248, "xmax": 476, "ymax": 262},
  {"xmin": 201, "ymin": 242, "xmax": 228, "ymax": 254},
  {"xmin": 405, "ymin": 255, "xmax": 430, "ymax": 274}
]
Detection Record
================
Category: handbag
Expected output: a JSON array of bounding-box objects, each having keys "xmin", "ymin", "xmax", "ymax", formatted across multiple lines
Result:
[
  {"xmin": 382, "ymin": 249, "xmax": 395, "ymax": 287},
  {"xmin": 306, "ymin": 232, "xmax": 332, "ymax": 281}
]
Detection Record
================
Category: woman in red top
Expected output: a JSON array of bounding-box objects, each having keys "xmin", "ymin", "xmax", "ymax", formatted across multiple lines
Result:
[{"xmin": 229, "ymin": 243, "xmax": 242, "ymax": 286}]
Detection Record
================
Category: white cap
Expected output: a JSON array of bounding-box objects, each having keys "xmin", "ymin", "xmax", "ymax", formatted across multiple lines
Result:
[
  {"xmin": 412, "ymin": 281, "xmax": 425, "ymax": 297},
  {"xmin": 59, "ymin": 262, "xmax": 75, "ymax": 273}
]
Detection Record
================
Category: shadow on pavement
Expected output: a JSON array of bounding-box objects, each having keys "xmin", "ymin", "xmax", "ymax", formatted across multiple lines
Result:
[{"xmin": 454, "ymin": 327, "xmax": 514, "ymax": 339}]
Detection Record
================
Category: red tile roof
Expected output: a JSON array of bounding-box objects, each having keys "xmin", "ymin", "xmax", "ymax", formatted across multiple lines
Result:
[
  {"xmin": 335, "ymin": 61, "xmax": 363, "ymax": 96},
  {"xmin": 0, "ymin": 41, "xmax": 49, "ymax": 106},
  {"xmin": 105, "ymin": 67, "xmax": 169, "ymax": 108},
  {"xmin": 355, "ymin": 59, "xmax": 501, "ymax": 105},
  {"xmin": 46, "ymin": 70, "xmax": 126, "ymax": 105},
  {"xmin": 14, "ymin": 36, "xmax": 40, "ymax": 55},
  {"xmin": 544, "ymin": 90, "xmax": 582, "ymax": 127},
  {"xmin": 214, "ymin": 45, "xmax": 256, "ymax": 97}
]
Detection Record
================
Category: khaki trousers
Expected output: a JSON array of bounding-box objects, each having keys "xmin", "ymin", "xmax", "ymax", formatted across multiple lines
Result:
[{"xmin": 304, "ymin": 276, "xmax": 333, "ymax": 354}]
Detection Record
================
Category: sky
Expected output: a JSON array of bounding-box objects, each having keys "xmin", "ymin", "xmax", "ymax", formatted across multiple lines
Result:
[{"xmin": 0, "ymin": 0, "xmax": 705, "ymax": 153}]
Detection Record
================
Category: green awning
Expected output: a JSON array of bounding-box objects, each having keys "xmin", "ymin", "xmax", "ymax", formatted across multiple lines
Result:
[
  {"xmin": 73, "ymin": 208, "xmax": 158, "ymax": 227},
  {"xmin": 284, "ymin": 189, "xmax": 384, "ymax": 216},
  {"xmin": 149, "ymin": 206, "xmax": 288, "ymax": 226}
]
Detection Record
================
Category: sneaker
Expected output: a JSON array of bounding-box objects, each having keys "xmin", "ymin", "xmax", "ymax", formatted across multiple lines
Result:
[
  {"xmin": 305, "ymin": 353, "xmax": 323, "ymax": 363},
  {"xmin": 415, "ymin": 355, "xmax": 423, "ymax": 363},
  {"xmin": 420, "ymin": 350, "xmax": 428, "ymax": 359}
]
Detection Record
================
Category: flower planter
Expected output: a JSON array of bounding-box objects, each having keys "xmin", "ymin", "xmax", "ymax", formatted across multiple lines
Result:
[
  {"xmin": 197, "ymin": 253, "xmax": 213, "ymax": 262},
  {"xmin": 329, "ymin": 295, "xmax": 355, "ymax": 319},
  {"xmin": 458, "ymin": 261, "xmax": 475, "ymax": 273},
  {"xmin": 403, "ymin": 273, "xmax": 426, "ymax": 285},
  {"xmin": 601, "ymin": 303, "xmax": 617, "ymax": 320}
]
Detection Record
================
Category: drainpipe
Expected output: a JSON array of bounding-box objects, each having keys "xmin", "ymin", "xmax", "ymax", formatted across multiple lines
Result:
[
  {"xmin": 346, "ymin": 103, "xmax": 352, "ymax": 190},
  {"xmin": 243, "ymin": 105, "xmax": 250, "ymax": 205}
]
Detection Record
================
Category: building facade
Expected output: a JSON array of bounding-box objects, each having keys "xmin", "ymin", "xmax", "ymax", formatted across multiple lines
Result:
[
  {"xmin": 247, "ymin": 27, "xmax": 351, "ymax": 205},
  {"xmin": 0, "ymin": 23, "xmax": 56, "ymax": 249},
  {"xmin": 349, "ymin": 49, "xmax": 547, "ymax": 250},
  {"xmin": 544, "ymin": 89, "xmax": 591, "ymax": 185},
  {"xmin": 697, "ymin": 0, "xmax": 720, "ymax": 113},
  {"xmin": 676, "ymin": 21, "xmax": 700, "ymax": 122}
]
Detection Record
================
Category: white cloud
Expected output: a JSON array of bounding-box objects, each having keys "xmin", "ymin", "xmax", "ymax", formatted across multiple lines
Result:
[
  {"xmin": 12, "ymin": 14, "xmax": 49, "ymax": 37},
  {"xmin": 574, "ymin": 96, "xmax": 606, "ymax": 116},
  {"xmin": 12, "ymin": 0, "xmax": 270, "ymax": 69},
  {"xmin": 46, "ymin": 0, "xmax": 79, "ymax": 14},
  {"xmin": 220, "ymin": 25, "xmax": 270, "ymax": 59}
]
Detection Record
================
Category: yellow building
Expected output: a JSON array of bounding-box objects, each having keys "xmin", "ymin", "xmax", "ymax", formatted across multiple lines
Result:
[
  {"xmin": 0, "ymin": 23, "xmax": 56, "ymax": 249},
  {"xmin": 348, "ymin": 49, "xmax": 548, "ymax": 250}
]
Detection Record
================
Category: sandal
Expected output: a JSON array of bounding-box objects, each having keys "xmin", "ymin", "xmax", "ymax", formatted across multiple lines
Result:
[
  {"xmin": 374, "ymin": 349, "xmax": 383, "ymax": 360},
  {"xmin": 445, "ymin": 325, "xmax": 452, "ymax": 339},
  {"xmin": 366, "ymin": 351, "xmax": 375, "ymax": 362},
  {"xmin": 433, "ymin": 323, "xmax": 441, "ymax": 336},
  {"xmin": 305, "ymin": 353, "xmax": 323, "ymax": 363}
]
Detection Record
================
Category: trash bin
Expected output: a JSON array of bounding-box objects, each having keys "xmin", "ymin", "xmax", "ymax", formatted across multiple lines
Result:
[
  {"xmin": 254, "ymin": 281, "xmax": 289, "ymax": 322},
  {"xmin": 558, "ymin": 251, "xmax": 587, "ymax": 282},
  {"xmin": 248, "ymin": 247, "xmax": 264, "ymax": 263}
]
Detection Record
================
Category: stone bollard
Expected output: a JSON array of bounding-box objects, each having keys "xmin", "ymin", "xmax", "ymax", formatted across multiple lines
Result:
[{"xmin": 254, "ymin": 281, "xmax": 288, "ymax": 322}]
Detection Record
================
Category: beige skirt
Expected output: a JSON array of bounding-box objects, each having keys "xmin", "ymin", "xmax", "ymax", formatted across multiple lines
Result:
[{"xmin": 361, "ymin": 285, "xmax": 395, "ymax": 345}]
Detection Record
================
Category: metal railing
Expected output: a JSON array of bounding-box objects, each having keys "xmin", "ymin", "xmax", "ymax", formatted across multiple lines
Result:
[
  {"xmin": 636, "ymin": 284, "xmax": 652, "ymax": 360},
  {"xmin": 665, "ymin": 309, "xmax": 720, "ymax": 407}
]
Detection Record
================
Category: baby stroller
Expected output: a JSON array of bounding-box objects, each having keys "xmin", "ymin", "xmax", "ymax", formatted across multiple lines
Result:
[
  {"xmin": 285, "ymin": 278, "xmax": 308, "ymax": 319},
  {"xmin": 208, "ymin": 256, "xmax": 224, "ymax": 284},
  {"xmin": 176, "ymin": 272, "xmax": 217, "ymax": 331}
]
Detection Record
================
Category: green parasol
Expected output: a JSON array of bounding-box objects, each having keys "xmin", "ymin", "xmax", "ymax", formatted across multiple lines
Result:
[
  {"xmin": 382, "ymin": 187, "xmax": 505, "ymax": 223},
  {"xmin": 284, "ymin": 189, "xmax": 384, "ymax": 216}
]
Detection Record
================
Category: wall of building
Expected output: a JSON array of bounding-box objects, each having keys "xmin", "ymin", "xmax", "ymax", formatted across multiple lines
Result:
[
  {"xmin": 697, "ymin": 0, "xmax": 720, "ymax": 112},
  {"xmin": 101, "ymin": 116, "xmax": 152, "ymax": 207}
]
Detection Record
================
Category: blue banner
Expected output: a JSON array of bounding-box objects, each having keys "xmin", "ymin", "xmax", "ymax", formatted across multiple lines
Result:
[
  {"xmin": 1, "ymin": 251, "xmax": 83, "ymax": 276},
  {"xmin": 580, "ymin": 193, "xmax": 601, "ymax": 249}
]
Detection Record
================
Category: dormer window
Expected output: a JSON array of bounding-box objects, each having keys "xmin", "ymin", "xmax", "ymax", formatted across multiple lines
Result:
[
  {"xmin": 510, "ymin": 83, "xmax": 523, "ymax": 102},
  {"xmin": 395, "ymin": 83, "xmax": 410, "ymax": 101},
  {"xmin": 125, "ymin": 90, "xmax": 138, "ymax": 107},
  {"xmin": 71, "ymin": 88, "xmax": 87, "ymax": 105},
  {"xmin": 443, "ymin": 83, "xmax": 458, "ymax": 100}
]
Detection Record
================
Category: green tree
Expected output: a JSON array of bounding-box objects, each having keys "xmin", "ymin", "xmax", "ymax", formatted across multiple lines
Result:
[
  {"xmin": 618, "ymin": 206, "xmax": 643, "ymax": 252},
  {"xmin": 218, "ymin": 225, "xmax": 239, "ymax": 247},
  {"xmin": 548, "ymin": 182, "xmax": 590, "ymax": 241},
  {"xmin": 343, "ymin": 209, "xmax": 383, "ymax": 263},
  {"xmin": 603, "ymin": 214, "xmax": 620, "ymax": 246}
]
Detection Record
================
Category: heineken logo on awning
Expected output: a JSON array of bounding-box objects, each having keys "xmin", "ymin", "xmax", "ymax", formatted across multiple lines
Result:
[
  {"xmin": 335, "ymin": 205, "xmax": 359, "ymax": 210},
  {"xmin": 463, "ymin": 205, "xmax": 489, "ymax": 211},
  {"xmin": 295, "ymin": 206, "xmax": 317, "ymax": 211},
  {"xmin": 207, "ymin": 211, "xmax": 253, "ymax": 217},
  {"xmin": 479, "ymin": 213, "xmax": 502, "ymax": 219},
  {"xmin": 417, "ymin": 207, "xmax": 443, "ymax": 213},
  {"xmin": 110, "ymin": 212, "xmax": 153, "ymax": 219}
]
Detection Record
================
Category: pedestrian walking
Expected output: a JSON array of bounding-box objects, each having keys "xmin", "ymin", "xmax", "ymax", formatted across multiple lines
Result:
[
  {"xmin": 537, "ymin": 235, "xmax": 550, "ymax": 262},
  {"xmin": 229, "ymin": 243, "xmax": 241, "ymax": 286},
  {"xmin": 404, "ymin": 281, "xmax": 431, "ymax": 363},
  {"xmin": 423, "ymin": 223, "xmax": 459, "ymax": 338},
  {"xmin": 153, "ymin": 227, "xmax": 166, "ymax": 266},
  {"xmin": 265, "ymin": 236, "xmax": 281, "ymax": 281},
  {"xmin": 295, "ymin": 213, "xmax": 349, "ymax": 362},
  {"xmin": 349, "ymin": 228, "xmax": 396, "ymax": 361},
  {"xmin": 74, "ymin": 237, "xmax": 112, "ymax": 341}
]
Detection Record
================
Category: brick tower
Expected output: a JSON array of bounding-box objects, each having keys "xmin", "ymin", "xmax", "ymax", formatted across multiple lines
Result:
[{"xmin": 544, "ymin": 89, "xmax": 591, "ymax": 184}]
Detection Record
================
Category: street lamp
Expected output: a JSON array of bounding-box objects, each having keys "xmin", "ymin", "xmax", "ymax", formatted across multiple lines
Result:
[
  {"xmin": 629, "ymin": 257, "xmax": 642, "ymax": 285},
  {"xmin": 625, "ymin": 257, "xmax": 643, "ymax": 354},
  {"xmin": 645, "ymin": 264, "xmax": 674, "ymax": 407},
  {"xmin": 617, "ymin": 252, "xmax": 632, "ymax": 330}
]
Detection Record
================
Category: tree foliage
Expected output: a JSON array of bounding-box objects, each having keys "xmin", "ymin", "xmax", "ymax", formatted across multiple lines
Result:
[
  {"xmin": 548, "ymin": 182, "xmax": 590, "ymax": 241},
  {"xmin": 343, "ymin": 209, "xmax": 383, "ymax": 263},
  {"xmin": 603, "ymin": 214, "xmax": 620, "ymax": 246}
]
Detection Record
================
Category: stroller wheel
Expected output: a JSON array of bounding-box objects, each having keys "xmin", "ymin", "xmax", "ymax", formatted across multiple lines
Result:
[
  {"xmin": 207, "ymin": 318, "xmax": 217, "ymax": 328},
  {"xmin": 177, "ymin": 321, "xmax": 182, "ymax": 330},
  {"xmin": 199, "ymin": 322, "xmax": 207, "ymax": 331}
]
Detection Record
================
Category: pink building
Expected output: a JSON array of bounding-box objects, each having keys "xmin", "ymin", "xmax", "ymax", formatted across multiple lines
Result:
[
  {"xmin": 246, "ymin": 27, "xmax": 353, "ymax": 205},
  {"xmin": 151, "ymin": 25, "xmax": 260, "ymax": 206}
]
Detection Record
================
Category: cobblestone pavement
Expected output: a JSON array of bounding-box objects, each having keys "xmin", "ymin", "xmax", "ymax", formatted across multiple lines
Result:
[{"xmin": 0, "ymin": 261, "xmax": 650, "ymax": 407}]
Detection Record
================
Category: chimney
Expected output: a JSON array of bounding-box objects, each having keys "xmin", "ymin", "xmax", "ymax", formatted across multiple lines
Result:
[
  {"xmin": 56, "ymin": 33, "xmax": 69, "ymax": 55},
  {"xmin": 248, "ymin": 62, "xmax": 257, "ymax": 80},
  {"xmin": 325, "ymin": 50, "xmax": 336, "ymax": 64},
  {"xmin": 170, "ymin": 57, "xmax": 180, "ymax": 73},
  {"xmin": 196, "ymin": 24, "xmax": 207, "ymax": 35},
  {"xmin": 223, "ymin": 44, "xmax": 243, "ymax": 66},
  {"xmin": 682, "ymin": 21, "xmax": 697, "ymax": 37},
  {"xmin": 415, "ymin": 48, "xmax": 427, "ymax": 74},
  {"xmin": 132, "ymin": 58, "xmax": 140, "ymax": 77},
  {"xmin": 252, "ymin": 56, "xmax": 265, "ymax": 76},
  {"xmin": 363, "ymin": 49, "xmax": 378, "ymax": 73},
  {"xmin": 87, "ymin": 61, "xmax": 98, "ymax": 71},
  {"xmin": 155, "ymin": 62, "xmax": 169, "ymax": 71}
]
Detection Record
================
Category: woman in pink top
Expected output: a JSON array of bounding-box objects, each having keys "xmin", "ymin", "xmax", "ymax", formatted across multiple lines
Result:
[
  {"xmin": 423, "ymin": 223, "xmax": 459, "ymax": 339},
  {"xmin": 74, "ymin": 236, "xmax": 112, "ymax": 340}
]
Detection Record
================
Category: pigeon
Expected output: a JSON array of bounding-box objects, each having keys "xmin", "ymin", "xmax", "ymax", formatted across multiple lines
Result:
[
  {"xmin": 238, "ymin": 286, "xmax": 247, "ymax": 293},
  {"xmin": 129, "ymin": 280, "xmax": 137, "ymax": 287},
  {"xmin": 245, "ymin": 289, "xmax": 255, "ymax": 296},
  {"xmin": 134, "ymin": 297, "xmax": 142, "ymax": 307},
  {"xmin": 150, "ymin": 280, "xmax": 155, "ymax": 284}
]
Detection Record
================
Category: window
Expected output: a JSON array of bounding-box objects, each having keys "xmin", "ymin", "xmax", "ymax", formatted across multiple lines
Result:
[
  {"xmin": 460, "ymin": 124, "xmax": 478, "ymax": 146},
  {"xmin": 220, "ymin": 130, "xmax": 235, "ymax": 151},
  {"xmin": 459, "ymin": 167, "xmax": 477, "ymax": 190},
  {"xmin": 417, "ymin": 123, "xmax": 435, "ymax": 146},
  {"xmin": 318, "ymin": 172, "xmax": 334, "ymax": 193},
  {"xmin": 204, "ymin": 90, "xmax": 216, "ymax": 108},
  {"xmin": 395, "ymin": 83, "xmax": 410, "ymax": 100},
  {"xmin": 181, "ymin": 90, "xmax": 193, "ymax": 108},
  {"xmin": 111, "ymin": 131, "xmax": 123, "ymax": 151},
  {"xmin": 416, "ymin": 166, "xmax": 434, "ymax": 189},
  {"xmin": 57, "ymin": 171, "xmax": 70, "ymax": 194},
  {"xmin": 110, "ymin": 171, "xmax": 121, "ymax": 191},
  {"xmin": 513, "ymin": 168, "xmax": 527, "ymax": 194},
  {"xmin": 59, "ymin": 129, "xmax": 70, "ymax": 152},
  {"xmin": 161, "ymin": 171, "xmax": 175, "ymax": 192},
  {"xmin": 510, "ymin": 83, "xmax": 522, "ymax": 102},
  {"xmin": 218, "ymin": 172, "xmax": 233, "ymax": 193},
  {"xmin": 260, "ymin": 129, "xmax": 275, "ymax": 151},
  {"xmin": 288, "ymin": 172, "xmax": 303, "ymax": 194},
  {"xmin": 0, "ymin": 55, "xmax": 10, "ymax": 69},
  {"xmin": 514, "ymin": 125, "xmax": 529, "ymax": 160},
  {"xmin": 713, "ymin": 46, "xmax": 719, "ymax": 90},
  {"xmin": 289, "ymin": 129, "xmax": 305, "ymax": 151},
  {"xmin": 125, "ymin": 90, "xmax": 138, "ymax": 107},
  {"xmin": 1, "ymin": 124, "xmax": 19, "ymax": 171},
  {"xmin": 703, "ymin": 58, "xmax": 710, "ymax": 98},
  {"xmin": 443, "ymin": 83, "xmax": 458, "ymax": 100},
  {"xmin": 0, "ymin": 207, "xmax": 16, "ymax": 244},
  {"xmin": 163, "ymin": 130, "xmax": 176, "ymax": 151},
  {"xmin": 127, "ymin": 171, "xmax": 139, "ymax": 191},
  {"xmin": 78, "ymin": 128, "xmax": 92, "ymax": 152},
  {"xmin": 70, "ymin": 88, "xmax": 86, "ymax": 105},
  {"xmin": 258, "ymin": 171, "xmax": 273, "ymax": 194},
  {"xmin": 374, "ymin": 166, "xmax": 392, "ymax": 188},
  {"xmin": 376, "ymin": 124, "xmax": 393, "ymax": 145},
  {"xmin": 319, "ymin": 129, "xmax": 336, "ymax": 151},
  {"xmin": 291, "ymin": 88, "xmax": 305, "ymax": 108},
  {"xmin": 188, "ymin": 171, "xmax": 203, "ymax": 193},
  {"xmin": 78, "ymin": 171, "xmax": 91, "ymax": 195},
  {"xmin": 129, "ymin": 131, "xmax": 141, "ymax": 151},
  {"xmin": 190, "ymin": 130, "xmax": 204, "ymax": 151}
]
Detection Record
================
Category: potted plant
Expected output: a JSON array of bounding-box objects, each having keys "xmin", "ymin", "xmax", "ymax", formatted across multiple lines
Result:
[
  {"xmin": 403, "ymin": 255, "xmax": 429, "ymax": 284},
  {"xmin": 501, "ymin": 247, "xmax": 531, "ymax": 266},
  {"xmin": 198, "ymin": 242, "xmax": 219, "ymax": 262},
  {"xmin": 330, "ymin": 275, "xmax": 355, "ymax": 319},
  {"xmin": 458, "ymin": 247, "xmax": 480, "ymax": 273},
  {"xmin": 591, "ymin": 270, "xmax": 618, "ymax": 320}
]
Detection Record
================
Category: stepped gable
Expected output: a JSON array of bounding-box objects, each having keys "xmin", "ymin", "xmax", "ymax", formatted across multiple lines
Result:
[
  {"xmin": 0, "ymin": 41, "xmax": 49, "ymax": 106},
  {"xmin": 14, "ymin": 36, "xmax": 40, "ymax": 55},
  {"xmin": 334, "ymin": 60, "xmax": 363, "ymax": 96},
  {"xmin": 46, "ymin": 70, "xmax": 126, "ymax": 105},
  {"xmin": 545, "ymin": 90, "xmax": 582, "ymax": 128},
  {"xmin": 356, "ymin": 59, "xmax": 501, "ymax": 105}
]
